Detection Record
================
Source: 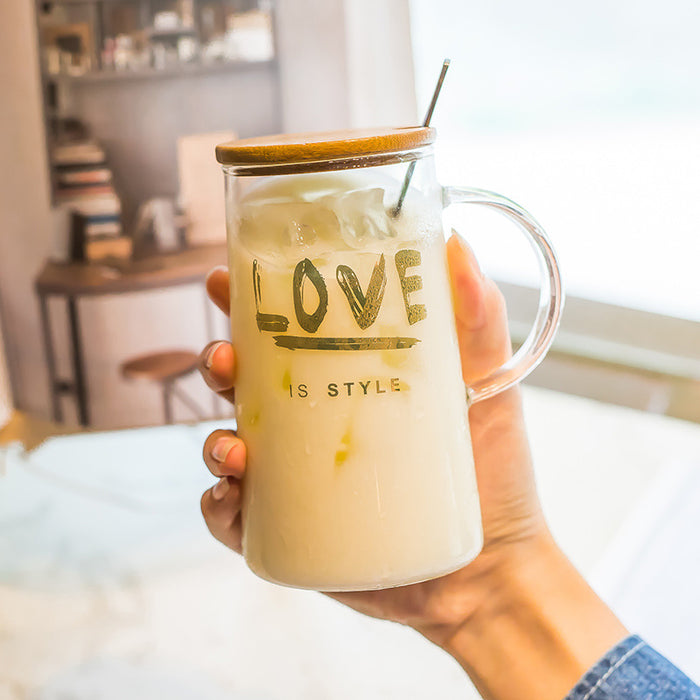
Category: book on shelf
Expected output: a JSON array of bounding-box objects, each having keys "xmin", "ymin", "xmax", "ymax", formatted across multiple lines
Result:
[
  {"xmin": 56, "ymin": 184, "xmax": 115, "ymax": 199},
  {"xmin": 61, "ymin": 198, "xmax": 121, "ymax": 220},
  {"xmin": 58, "ymin": 192, "xmax": 123, "ymax": 238},
  {"xmin": 84, "ymin": 235, "xmax": 133, "ymax": 262},
  {"xmin": 53, "ymin": 141, "xmax": 106, "ymax": 167},
  {"xmin": 57, "ymin": 168, "xmax": 112, "ymax": 186},
  {"xmin": 85, "ymin": 219, "xmax": 121, "ymax": 239},
  {"xmin": 57, "ymin": 187, "xmax": 121, "ymax": 216},
  {"xmin": 84, "ymin": 220, "xmax": 121, "ymax": 238}
]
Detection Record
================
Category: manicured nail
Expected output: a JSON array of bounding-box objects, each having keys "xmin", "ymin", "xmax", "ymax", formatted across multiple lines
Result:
[
  {"xmin": 204, "ymin": 341, "xmax": 226, "ymax": 370},
  {"xmin": 212, "ymin": 437, "xmax": 236, "ymax": 463},
  {"xmin": 212, "ymin": 477, "xmax": 230, "ymax": 501}
]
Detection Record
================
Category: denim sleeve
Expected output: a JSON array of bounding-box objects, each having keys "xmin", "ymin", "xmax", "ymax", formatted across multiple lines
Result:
[{"xmin": 564, "ymin": 635, "xmax": 700, "ymax": 700}]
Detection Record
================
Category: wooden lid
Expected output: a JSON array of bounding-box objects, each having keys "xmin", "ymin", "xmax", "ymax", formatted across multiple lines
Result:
[{"xmin": 215, "ymin": 126, "xmax": 435, "ymax": 166}]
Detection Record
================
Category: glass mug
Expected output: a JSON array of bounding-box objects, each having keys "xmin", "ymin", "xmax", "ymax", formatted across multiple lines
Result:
[{"xmin": 215, "ymin": 127, "xmax": 563, "ymax": 591}]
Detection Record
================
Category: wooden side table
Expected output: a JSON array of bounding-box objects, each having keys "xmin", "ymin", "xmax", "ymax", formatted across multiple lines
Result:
[{"xmin": 35, "ymin": 244, "xmax": 227, "ymax": 426}]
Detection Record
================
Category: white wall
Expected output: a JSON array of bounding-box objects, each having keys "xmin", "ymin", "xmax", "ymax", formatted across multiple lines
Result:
[
  {"xmin": 0, "ymin": 0, "xmax": 53, "ymax": 418},
  {"xmin": 276, "ymin": 0, "xmax": 418, "ymax": 131},
  {"xmin": 343, "ymin": 0, "xmax": 418, "ymax": 127}
]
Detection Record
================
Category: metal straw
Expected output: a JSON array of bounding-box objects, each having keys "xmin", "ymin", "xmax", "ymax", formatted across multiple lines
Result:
[{"xmin": 391, "ymin": 58, "xmax": 451, "ymax": 218}]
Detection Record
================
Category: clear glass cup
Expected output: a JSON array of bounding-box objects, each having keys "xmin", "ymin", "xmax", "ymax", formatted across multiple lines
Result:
[{"xmin": 216, "ymin": 127, "xmax": 563, "ymax": 591}]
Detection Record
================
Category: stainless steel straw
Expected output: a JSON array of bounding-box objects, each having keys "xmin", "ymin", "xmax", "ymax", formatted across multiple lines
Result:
[{"xmin": 391, "ymin": 58, "xmax": 451, "ymax": 217}]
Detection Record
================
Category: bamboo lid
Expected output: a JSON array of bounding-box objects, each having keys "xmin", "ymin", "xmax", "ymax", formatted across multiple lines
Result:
[{"xmin": 215, "ymin": 126, "xmax": 435, "ymax": 166}]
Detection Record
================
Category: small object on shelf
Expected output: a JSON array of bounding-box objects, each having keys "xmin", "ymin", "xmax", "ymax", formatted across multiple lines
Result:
[
  {"xmin": 133, "ymin": 198, "xmax": 181, "ymax": 253},
  {"xmin": 177, "ymin": 36, "xmax": 198, "ymax": 64},
  {"xmin": 112, "ymin": 34, "xmax": 149, "ymax": 72},
  {"xmin": 42, "ymin": 22, "xmax": 93, "ymax": 76},
  {"xmin": 225, "ymin": 10, "xmax": 274, "ymax": 61},
  {"xmin": 151, "ymin": 43, "xmax": 169, "ymax": 70},
  {"xmin": 153, "ymin": 11, "xmax": 181, "ymax": 32},
  {"xmin": 199, "ymin": 5, "xmax": 274, "ymax": 64},
  {"xmin": 113, "ymin": 34, "xmax": 132, "ymax": 71},
  {"xmin": 148, "ymin": 12, "xmax": 199, "ymax": 69},
  {"xmin": 102, "ymin": 37, "xmax": 116, "ymax": 71}
]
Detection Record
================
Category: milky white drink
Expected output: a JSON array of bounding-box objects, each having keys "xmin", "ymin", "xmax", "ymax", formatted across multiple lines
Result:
[{"xmin": 227, "ymin": 171, "xmax": 483, "ymax": 590}]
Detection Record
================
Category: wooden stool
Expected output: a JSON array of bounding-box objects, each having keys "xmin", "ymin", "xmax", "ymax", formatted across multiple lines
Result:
[{"xmin": 120, "ymin": 350, "xmax": 204, "ymax": 424}]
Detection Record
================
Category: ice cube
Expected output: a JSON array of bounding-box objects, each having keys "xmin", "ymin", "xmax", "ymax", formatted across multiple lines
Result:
[
  {"xmin": 319, "ymin": 188, "xmax": 397, "ymax": 248},
  {"xmin": 239, "ymin": 199, "xmax": 341, "ymax": 256}
]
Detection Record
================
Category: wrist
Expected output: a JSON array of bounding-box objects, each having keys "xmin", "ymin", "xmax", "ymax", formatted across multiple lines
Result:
[{"xmin": 438, "ymin": 533, "xmax": 628, "ymax": 700}]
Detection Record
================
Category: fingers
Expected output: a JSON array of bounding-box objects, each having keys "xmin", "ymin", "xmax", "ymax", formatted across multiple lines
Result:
[
  {"xmin": 206, "ymin": 267, "xmax": 231, "ymax": 315},
  {"xmin": 198, "ymin": 340, "xmax": 236, "ymax": 404},
  {"xmin": 201, "ymin": 477, "xmax": 243, "ymax": 553},
  {"xmin": 446, "ymin": 233, "xmax": 512, "ymax": 386},
  {"xmin": 200, "ymin": 269, "xmax": 235, "ymax": 404},
  {"xmin": 203, "ymin": 428, "xmax": 246, "ymax": 478},
  {"xmin": 201, "ymin": 427, "xmax": 247, "ymax": 554}
]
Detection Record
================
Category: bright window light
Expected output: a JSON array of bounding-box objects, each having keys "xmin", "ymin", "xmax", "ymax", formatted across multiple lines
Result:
[{"xmin": 410, "ymin": 0, "xmax": 700, "ymax": 322}]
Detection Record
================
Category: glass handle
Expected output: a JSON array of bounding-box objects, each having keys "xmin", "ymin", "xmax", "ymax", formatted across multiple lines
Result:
[{"xmin": 442, "ymin": 186, "xmax": 564, "ymax": 404}]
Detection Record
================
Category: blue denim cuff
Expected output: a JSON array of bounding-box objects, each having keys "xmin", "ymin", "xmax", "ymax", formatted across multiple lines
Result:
[{"xmin": 564, "ymin": 635, "xmax": 700, "ymax": 700}]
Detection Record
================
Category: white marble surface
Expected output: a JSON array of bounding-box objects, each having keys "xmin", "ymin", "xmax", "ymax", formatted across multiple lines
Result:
[
  {"xmin": 590, "ymin": 458, "xmax": 700, "ymax": 684},
  {"xmin": 2, "ymin": 387, "xmax": 700, "ymax": 699}
]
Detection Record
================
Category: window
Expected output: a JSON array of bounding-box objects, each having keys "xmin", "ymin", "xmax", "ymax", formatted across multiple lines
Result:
[{"xmin": 410, "ymin": 0, "xmax": 700, "ymax": 323}]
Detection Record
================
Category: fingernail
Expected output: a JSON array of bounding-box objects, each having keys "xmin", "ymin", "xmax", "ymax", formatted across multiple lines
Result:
[
  {"xmin": 449, "ymin": 231, "xmax": 487, "ymax": 330},
  {"xmin": 204, "ymin": 341, "xmax": 226, "ymax": 370},
  {"xmin": 212, "ymin": 437, "xmax": 236, "ymax": 463},
  {"xmin": 451, "ymin": 231, "xmax": 484, "ymax": 278},
  {"xmin": 212, "ymin": 477, "xmax": 230, "ymax": 501},
  {"xmin": 206, "ymin": 265, "xmax": 228, "ymax": 281}
]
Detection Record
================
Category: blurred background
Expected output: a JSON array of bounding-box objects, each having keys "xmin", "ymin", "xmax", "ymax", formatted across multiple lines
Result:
[
  {"xmin": 1, "ymin": 1, "xmax": 699, "ymax": 698},
  {"xmin": 0, "ymin": 0, "xmax": 698, "ymax": 431}
]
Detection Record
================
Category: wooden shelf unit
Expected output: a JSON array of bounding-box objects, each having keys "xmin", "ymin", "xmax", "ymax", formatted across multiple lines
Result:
[{"xmin": 34, "ymin": 0, "xmax": 281, "ymax": 217}]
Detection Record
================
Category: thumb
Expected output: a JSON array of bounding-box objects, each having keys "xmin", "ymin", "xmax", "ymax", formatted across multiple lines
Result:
[{"xmin": 446, "ymin": 232, "xmax": 512, "ymax": 386}]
